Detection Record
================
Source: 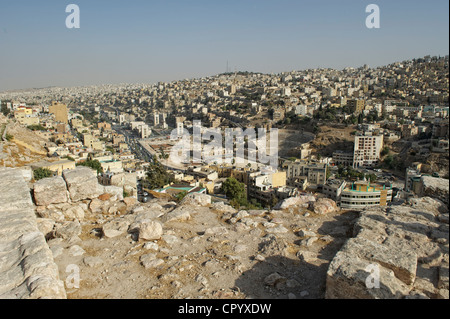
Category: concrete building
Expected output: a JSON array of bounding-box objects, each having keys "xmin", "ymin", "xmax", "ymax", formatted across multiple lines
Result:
[
  {"xmin": 49, "ymin": 102, "xmax": 68, "ymax": 124},
  {"xmin": 353, "ymin": 132, "xmax": 384, "ymax": 168},
  {"xmin": 322, "ymin": 179, "xmax": 347, "ymax": 202},
  {"xmin": 332, "ymin": 151, "xmax": 354, "ymax": 167},
  {"xmin": 285, "ymin": 161, "xmax": 327, "ymax": 186},
  {"xmin": 29, "ymin": 160, "xmax": 77, "ymax": 176},
  {"xmin": 347, "ymin": 99, "xmax": 365, "ymax": 114},
  {"xmin": 340, "ymin": 181, "xmax": 393, "ymax": 210}
]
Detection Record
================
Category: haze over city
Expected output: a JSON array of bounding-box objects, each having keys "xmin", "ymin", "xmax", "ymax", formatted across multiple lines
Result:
[{"xmin": 0, "ymin": 0, "xmax": 449, "ymax": 91}]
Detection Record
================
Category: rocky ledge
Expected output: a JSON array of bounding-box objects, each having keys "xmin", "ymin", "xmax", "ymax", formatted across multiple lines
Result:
[
  {"xmin": 0, "ymin": 168, "xmax": 66, "ymax": 299},
  {"xmin": 326, "ymin": 196, "xmax": 449, "ymax": 299}
]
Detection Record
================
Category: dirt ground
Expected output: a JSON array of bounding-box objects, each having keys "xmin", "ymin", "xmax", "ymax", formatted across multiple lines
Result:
[{"xmin": 49, "ymin": 199, "xmax": 359, "ymax": 299}]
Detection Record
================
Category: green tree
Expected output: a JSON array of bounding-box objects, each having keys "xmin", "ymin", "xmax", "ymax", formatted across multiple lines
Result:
[
  {"xmin": 33, "ymin": 168, "xmax": 53, "ymax": 181},
  {"xmin": 76, "ymin": 159, "xmax": 103, "ymax": 174},
  {"xmin": 1, "ymin": 103, "xmax": 10, "ymax": 116},
  {"xmin": 27, "ymin": 124, "xmax": 47, "ymax": 131},
  {"xmin": 142, "ymin": 159, "xmax": 175, "ymax": 190},
  {"xmin": 270, "ymin": 194, "xmax": 279, "ymax": 209},
  {"xmin": 383, "ymin": 155, "xmax": 394, "ymax": 168},
  {"xmin": 221, "ymin": 177, "xmax": 247, "ymax": 208},
  {"xmin": 174, "ymin": 191, "xmax": 188, "ymax": 202}
]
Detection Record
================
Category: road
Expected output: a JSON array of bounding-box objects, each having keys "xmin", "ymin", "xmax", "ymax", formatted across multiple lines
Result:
[{"xmin": 112, "ymin": 124, "xmax": 153, "ymax": 163}]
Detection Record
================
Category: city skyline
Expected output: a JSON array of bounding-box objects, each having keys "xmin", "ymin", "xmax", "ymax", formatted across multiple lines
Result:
[{"xmin": 0, "ymin": 0, "xmax": 449, "ymax": 91}]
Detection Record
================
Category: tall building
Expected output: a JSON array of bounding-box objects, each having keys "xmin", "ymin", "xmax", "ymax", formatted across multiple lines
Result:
[
  {"xmin": 49, "ymin": 102, "xmax": 68, "ymax": 124},
  {"xmin": 353, "ymin": 132, "xmax": 384, "ymax": 168},
  {"xmin": 347, "ymin": 99, "xmax": 365, "ymax": 114}
]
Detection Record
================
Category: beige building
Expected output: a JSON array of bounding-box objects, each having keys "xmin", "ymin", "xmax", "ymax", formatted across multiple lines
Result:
[
  {"xmin": 14, "ymin": 112, "xmax": 40, "ymax": 126},
  {"xmin": 347, "ymin": 99, "xmax": 365, "ymax": 113},
  {"xmin": 49, "ymin": 102, "xmax": 68, "ymax": 124},
  {"xmin": 285, "ymin": 161, "xmax": 327, "ymax": 186},
  {"xmin": 30, "ymin": 160, "xmax": 76, "ymax": 176},
  {"xmin": 71, "ymin": 118, "xmax": 83, "ymax": 128}
]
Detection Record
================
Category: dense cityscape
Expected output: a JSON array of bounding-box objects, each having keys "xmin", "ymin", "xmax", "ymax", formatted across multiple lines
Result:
[{"xmin": 0, "ymin": 54, "xmax": 449, "ymax": 300}]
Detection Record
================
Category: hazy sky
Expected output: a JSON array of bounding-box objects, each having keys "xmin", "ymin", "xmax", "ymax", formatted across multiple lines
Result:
[{"xmin": 0, "ymin": 0, "xmax": 448, "ymax": 91}]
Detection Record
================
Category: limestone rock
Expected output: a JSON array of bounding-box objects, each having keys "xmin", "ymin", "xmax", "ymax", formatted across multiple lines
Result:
[
  {"xmin": 129, "ymin": 220, "xmax": 163, "ymax": 241},
  {"xmin": 98, "ymin": 193, "xmax": 111, "ymax": 201},
  {"xmin": 275, "ymin": 195, "xmax": 315, "ymax": 210},
  {"xmin": 36, "ymin": 218, "xmax": 55, "ymax": 238},
  {"xmin": 63, "ymin": 205, "xmax": 85, "ymax": 221},
  {"xmin": 68, "ymin": 245, "xmax": 85, "ymax": 257},
  {"xmin": 297, "ymin": 229, "xmax": 316, "ymax": 237},
  {"xmin": 102, "ymin": 219, "xmax": 130, "ymax": 238},
  {"xmin": 408, "ymin": 197, "xmax": 448, "ymax": 215},
  {"xmin": 140, "ymin": 254, "xmax": 164, "ymax": 269},
  {"xmin": 62, "ymin": 167, "xmax": 103, "ymax": 202},
  {"xmin": 180, "ymin": 193, "xmax": 211, "ymax": 207},
  {"xmin": 419, "ymin": 176, "xmax": 449, "ymax": 205},
  {"xmin": 103, "ymin": 185, "xmax": 124, "ymax": 201},
  {"xmin": 211, "ymin": 202, "xmax": 237, "ymax": 214},
  {"xmin": 33, "ymin": 177, "xmax": 68, "ymax": 206},
  {"xmin": 161, "ymin": 206, "xmax": 191, "ymax": 223},
  {"xmin": 311, "ymin": 198, "xmax": 338, "ymax": 215},
  {"xmin": 264, "ymin": 273, "xmax": 286, "ymax": 286},
  {"xmin": 341, "ymin": 237, "xmax": 418, "ymax": 285},
  {"xmin": 54, "ymin": 220, "xmax": 82, "ymax": 240},
  {"xmin": 83, "ymin": 256, "xmax": 104, "ymax": 268},
  {"xmin": 326, "ymin": 250, "xmax": 410, "ymax": 299},
  {"xmin": 123, "ymin": 197, "xmax": 137, "ymax": 208}
]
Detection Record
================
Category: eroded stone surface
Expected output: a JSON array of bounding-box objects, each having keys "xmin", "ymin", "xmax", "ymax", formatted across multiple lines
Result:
[{"xmin": 0, "ymin": 168, "xmax": 66, "ymax": 299}]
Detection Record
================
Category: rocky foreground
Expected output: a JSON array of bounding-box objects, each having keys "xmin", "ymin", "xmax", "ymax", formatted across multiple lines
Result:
[{"xmin": 0, "ymin": 167, "xmax": 448, "ymax": 299}]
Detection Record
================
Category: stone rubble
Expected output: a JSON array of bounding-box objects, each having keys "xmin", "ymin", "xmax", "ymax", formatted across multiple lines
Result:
[{"xmin": 3, "ymin": 165, "xmax": 447, "ymax": 299}]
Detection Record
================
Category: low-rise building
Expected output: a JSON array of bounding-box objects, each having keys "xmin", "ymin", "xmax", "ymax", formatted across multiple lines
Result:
[
  {"xmin": 332, "ymin": 151, "xmax": 354, "ymax": 167},
  {"xmin": 340, "ymin": 181, "xmax": 393, "ymax": 210},
  {"xmin": 285, "ymin": 161, "xmax": 327, "ymax": 186},
  {"xmin": 29, "ymin": 160, "xmax": 77, "ymax": 176},
  {"xmin": 322, "ymin": 179, "xmax": 347, "ymax": 202}
]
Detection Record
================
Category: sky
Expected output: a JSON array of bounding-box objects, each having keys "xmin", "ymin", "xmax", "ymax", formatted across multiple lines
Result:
[{"xmin": 0, "ymin": 0, "xmax": 449, "ymax": 91}]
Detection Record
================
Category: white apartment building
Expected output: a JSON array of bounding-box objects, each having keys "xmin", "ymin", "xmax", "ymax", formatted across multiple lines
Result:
[
  {"xmin": 353, "ymin": 132, "xmax": 384, "ymax": 168},
  {"xmin": 295, "ymin": 105, "xmax": 308, "ymax": 116}
]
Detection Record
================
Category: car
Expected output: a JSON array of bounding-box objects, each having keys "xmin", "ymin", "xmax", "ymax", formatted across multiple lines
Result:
[{"xmin": 140, "ymin": 196, "xmax": 149, "ymax": 203}]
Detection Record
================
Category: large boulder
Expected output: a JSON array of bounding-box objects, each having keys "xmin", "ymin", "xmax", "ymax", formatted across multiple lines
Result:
[
  {"xmin": 129, "ymin": 219, "xmax": 163, "ymax": 241},
  {"xmin": 103, "ymin": 185, "xmax": 124, "ymax": 201},
  {"xmin": 326, "ymin": 249, "xmax": 411, "ymax": 299},
  {"xmin": 419, "ymin": 176, "xmax": 449, "ymax": 205},
  {"xmin": 54, "ymin": 220, "xmax": 82, "ymax": 240},
  {"xmin": 211, "ymin": 201, "xmax": 237, "ymax": 214},
  {"xmin": 62, "ymin": 167, "xmax": 103, "ymax": 202},
  {"xmin": 326, "ymin": 202, "xmax": 449, "ymax": 299},
  {"xmin": 274, "ymin": 195, "xmax": 316, "ymax": 210},
  {"xmin": 161, "ymin": 206, "xmax": 191, "ymax": 223},
  {"xmin": 311, "ymin": 198, "xmax": 338, "ymax": 215},
  {"xmin": 33, "ymin": 176, "xmax": 68, "ymax": 206},
  {"xmin": 180, "ymin": 193, "xmax": 211, "ymax": 207},
  {"xmin": 408, "ymin": 197, "xmax": 448, "ymax": 215},
  {"xmin": 102, "ymin": 218, "xmax": 130, "ymax": 238}
]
